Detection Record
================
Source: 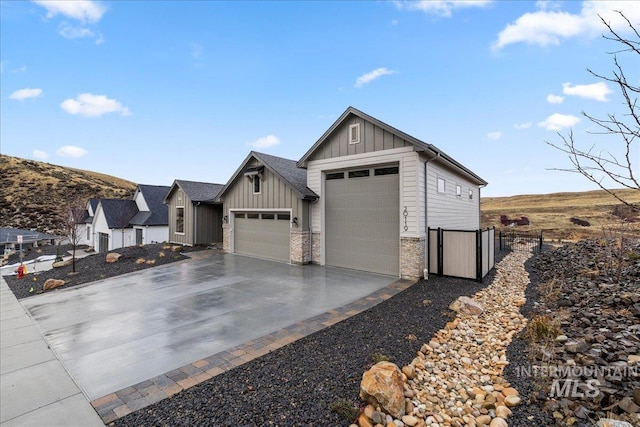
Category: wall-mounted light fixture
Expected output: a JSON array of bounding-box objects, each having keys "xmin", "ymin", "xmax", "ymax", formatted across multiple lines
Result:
[
  {"xmin": 223, "ymin": 215, "xmax": 228, "ymax": 223},
  {"xmin": 292, "ymin": 217, "xmax": 298, "ymax": 226}
]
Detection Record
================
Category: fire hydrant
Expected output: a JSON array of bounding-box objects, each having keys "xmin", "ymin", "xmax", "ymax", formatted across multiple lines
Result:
[{"xmin": 17, "ymin": 264, "xmax": 25, "ymax": 279}]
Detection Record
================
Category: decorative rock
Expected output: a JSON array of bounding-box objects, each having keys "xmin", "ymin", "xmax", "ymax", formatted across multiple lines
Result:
[
  {"xmin": 618, "ymin": 397, "xmax": 640, "ymax": 414},
  {"xmin": 52, "ymin": 258, "xmax": 72, "ymax": 268},
  {"xmin": 628, "ymin": 355, "xmax": 640, "ymax": 364},
  {"xmin": 106, "ymin": 252, "xmax": 121, "ymax": 263},
  {"xmin": 489, "ymin": 417, "xmax": 508, "ymax": 427},
  {"xmin": 42, "ymin": 278, "xmax": 65, "ymax": 290},
  {"xmin": 364, "ymin": 405, "xmax": 375, "ymax": 419},
  {"xmin": 633, "ymin": 387, "xmax": 640, "ymax": 406},
  {"xmin": 475, "ymin": 414, "xmax": 491, "ymax": 426},
  {"xmin": 402, "ymin": 365, "xmax": 415, "ymax": 380},
  {"xmin": 501, "ymin": 387, "xmax": 518, "ymax": 397},
  {"xmin": 401, "ymin": 415, "xmax": 418, "ymax": 426},
  {"xmin": 358, "ymin": 413, "xmax": 374, "ymax": 427},
  {"xmin": 504, "ymin": 395, "xmax": 521, "ymax": 407},
  {"xmin": 372, "ymin": 411, "xmax": 385, "ymax": 425},
  {"xmin": 360, "ymin": 362, "xmax": 406, "ymax": 418},
  {"xmin": 495, "ymin": 405, "xmax": 512, "ymax": 418},
  {"xmin": 449, "ymin": 296, "xmax": 484, "ymax": 315},
  {"xmin": 556, "ymin": 334, "xmax": 569, "ymax": 342},
  {"xmin": 596, "ymin": 420, "xmax": 633, "ymax": 427},
  {"xmin": 135, "ymin": 258, "xmax": 146, "ymax": 265}
]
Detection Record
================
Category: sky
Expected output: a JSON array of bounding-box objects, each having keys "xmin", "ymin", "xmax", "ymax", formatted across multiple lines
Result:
[{"xmin": 1, "ymin": 0, "xmax": 638, "ymax": 197}]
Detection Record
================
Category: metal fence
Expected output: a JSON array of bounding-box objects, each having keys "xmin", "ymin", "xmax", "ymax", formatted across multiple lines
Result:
[
  {"xmin": 498, "ymin": 231, "xmax": 543, "ymax": 253},
  {"xmin": 428, "ymin": 227, "xmax": 495, "ymax": 281}
]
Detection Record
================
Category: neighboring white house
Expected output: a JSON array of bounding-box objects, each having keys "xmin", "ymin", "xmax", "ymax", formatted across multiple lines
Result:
[
  {"xmin": 77, "ymin": 198, "xmax": 99, "ymax": 247},
  {"xmin": 85, "ymin": 184, "xmax": 170, "ymax": 252}
]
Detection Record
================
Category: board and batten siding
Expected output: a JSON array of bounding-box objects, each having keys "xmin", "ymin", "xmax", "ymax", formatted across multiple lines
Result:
[
  {"xmin": 223, "ymin": 159, "xmax": 309, "ymax": 229},
  {"xmin": 426, "ymin": 161, "xmax": 480, "ymax": 230},
  {"xmin": 307, "ymin": 146, "xmax": 421, "ymax": 237},
  {"xmin": 308, "ymin": 115, "xmax": 413, "ymax": 162},
  {"xmin": 194, "ymin": 205, "xmax": 222, "ymax": 244},
  {"xmin": 167, "ymin": 187, "xmax": 194, "ymax": 245}
]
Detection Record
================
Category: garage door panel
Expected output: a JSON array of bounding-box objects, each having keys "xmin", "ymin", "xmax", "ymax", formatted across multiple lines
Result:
[
  {"xmin": 325, "ymin": 170, "xmax": 399, "ymax": 276},
  {"xmin": 234, "ymin": 214, "xmax": 290, "ymax": 262}
]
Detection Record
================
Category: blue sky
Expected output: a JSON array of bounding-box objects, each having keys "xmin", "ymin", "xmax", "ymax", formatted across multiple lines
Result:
[{"xmin": 1, "ymin": 0, "xmax": 638, "ymax": 197}]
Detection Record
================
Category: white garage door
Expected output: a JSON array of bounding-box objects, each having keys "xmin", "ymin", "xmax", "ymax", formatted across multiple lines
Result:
[
  {"xmin": 325, "ymin": 165, "xmax": 400, "ymax": 276},
  {"xmin": 234, "ymin": 212, "xmax": 291, "ymax": 263}
]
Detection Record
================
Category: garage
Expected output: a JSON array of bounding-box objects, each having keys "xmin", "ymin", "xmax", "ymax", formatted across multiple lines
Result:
[
  {"xmin": 325, "ymin": 165, "xmax": 400, "ymax": 276},
  {"xmin": 233, "ymin": 212, "xmax": 291, "ymax": 262}
]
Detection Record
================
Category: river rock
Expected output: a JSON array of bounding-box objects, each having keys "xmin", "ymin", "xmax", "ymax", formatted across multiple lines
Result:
[
  {"xmin": 449, "ymin": 296, "xmax": 484, "ymax": 315},
  {"xmin": 360, "ymin": 361, "xmax": 405, "ymax": 418}
]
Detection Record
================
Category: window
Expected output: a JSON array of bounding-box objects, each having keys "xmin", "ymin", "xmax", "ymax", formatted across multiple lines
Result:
[
  {"xmin": 253, "ymin": 176, "xmax": 261, "ymax": 194},
  {"xmin": 456, "ymin": 185, "xmax": 462, "ymax": 197},
  {"xmin": 176, "ymin": 207, "xmax": 185, "ymax": 233},
  {"xmin": 437, "ymin": 177, "xmax": 446, "ymax": 194},
  {"xmin": 236, "ymin": 213, "xmax": 246, "ymax": 219},
  {"xmin": 326, "ymin": 172, "xmax": 344, "ymax": 180},
  {"xmin": 277, "ymin": 213, "xmax": 290, "ymax": 221},
  {"xmin": 349, "ymin": 123, "xmax": 360, "ymax": 144},
  {"xmin": 87, "ymin": 226, "xmax": 91, "ymax": 241},
  {"xmin": 348, "ymin": 169, "xmax": 370, "ymax": 178},
  {"xmin": 261, "ymin": 213, "xmax": 275, "ymax": 219},
  {"xmin": 469, "ymin": 189, "xmax": 474, "ymax": 200},
  {"xmin": 247, "ymin": 213, "xmax": 259, "ymax": 219},
  {"xmin": 374, "ymin": 166, "xmax": 399, "ymax": 176}
]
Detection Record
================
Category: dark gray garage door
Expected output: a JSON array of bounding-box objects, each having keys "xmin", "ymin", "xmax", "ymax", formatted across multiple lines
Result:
[
  {"xmin": 325, "ymin": 165, "xmax": 399, "ymax": 276},
  {"xmin": 234, "ymin": 212, "xmax": 290, "ymax": 262}
]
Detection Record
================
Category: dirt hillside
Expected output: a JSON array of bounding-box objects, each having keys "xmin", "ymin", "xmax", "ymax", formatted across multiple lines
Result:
[{"xmin": 0, "ymin": 155, "xmax": 136, "ymax": 235}]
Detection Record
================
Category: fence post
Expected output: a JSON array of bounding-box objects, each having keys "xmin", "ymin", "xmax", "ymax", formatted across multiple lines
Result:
[
  {"xmin": 539, "ymin": 232, "xmax": 543, "ymax": 253},
  {"xmin": 437, "ymin": 228, "xmax": 443, "ymax": 276},
  {"xmin": 476, "ymin": 230, "xmax": 482, "ymax": 281},
  {"xmin": 499, "ymin": 231, "xmax": 502, "ymax": 251}
]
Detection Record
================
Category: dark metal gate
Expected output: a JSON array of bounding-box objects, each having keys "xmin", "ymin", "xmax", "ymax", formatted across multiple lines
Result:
[{"xmin": 498, "ymin": 231, "xmax": 543, "ymax": 253}]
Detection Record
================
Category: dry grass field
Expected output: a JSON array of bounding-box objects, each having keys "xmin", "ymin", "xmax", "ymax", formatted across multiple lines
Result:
[{"xmin": 481, "ymin": 188, "xmax": 640, "ymax": 241}]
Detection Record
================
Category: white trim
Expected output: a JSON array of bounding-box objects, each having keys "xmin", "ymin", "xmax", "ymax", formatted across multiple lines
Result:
[
  {"xmin": 252, "ymin": 176, "xmax": 261, "ymax": 195},
  {"xmin": 307, "ymin": 146, "xmax": 413, "ymax": 167},
  {"xmin": 175, "ymin": 205, "xmax": 185, "ymax": 234},
  {"xmin": 437, "ymin": 177, "xmax": 446, "ymax": 194}
]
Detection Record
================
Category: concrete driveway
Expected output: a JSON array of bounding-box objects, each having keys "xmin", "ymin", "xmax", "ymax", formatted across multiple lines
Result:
[{"xmin": 21, "ymin": 253, "xmax": 395, "ymax": 401}]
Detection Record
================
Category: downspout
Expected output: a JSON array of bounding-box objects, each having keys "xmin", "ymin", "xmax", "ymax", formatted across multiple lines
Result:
[
  {"xmin": 194, "ymin": 202, "xmax": 201, "ymax": 246},
  {"xmin": 307, "ymin": 201, "xmax": 312, "ymax": 264},
  {"xmin": 424, "ymin": 153, "xmax": 440, "ymax": 279}
]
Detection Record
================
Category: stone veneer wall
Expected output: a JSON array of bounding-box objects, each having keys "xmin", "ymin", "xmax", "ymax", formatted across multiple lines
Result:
[
  {"xmin": 222, "ymin": 224, "xmax": 230, "ymax": 253},
  {"xmin": 290, "ymin": 231, "xmax": 311, "ymax": 264},
  {"xmin": 401, "ymin": 237, "xmax": 425, "ymax": 279},
  {"xmin": 311, "ymin": 232, "xmax": 321, "ymax": 264}
]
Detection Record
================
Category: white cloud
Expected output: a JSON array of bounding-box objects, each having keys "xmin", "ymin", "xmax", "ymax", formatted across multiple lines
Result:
[
  {"xmin": 493, "ymin": 1, "xmax": 640, "ymax": 50},
  {"xmin": 562, "ymin": 82, "xmax": 612, "ymax": 102},
  {"xmin": 251, "ymin": 135, "xmax": 280, "ymax": 148},
  {"xmin": 190, "ymin": 42, "xmax": 203, "ymax": 60},
  {"xmin": 60, "ymin": 93, "xmax": 131, "ymax": 117},
  {"xmin": 514, "ymin": 122, "xmax": 532, "ymax": 129},
  {"xmin": 538, "ymin": 113, "xmax": 580, "ymax": 130},
  {"xmin": 355, "ymin": 67, "xmax": 396, "ymax": 88},
  {"xmin": 32, "ymin": 149, "xmax": 48, "ymax": 160},
  {"xmin": 9, "ymin": 88, "xmax": 43, "ymax": 100},
  {"xmin": 546, "ymin": 94, "xmax": 564, "ymax": 104},
  {"xmin": 59, "ymin": 24, "xmax": 95, "ymax": 39},
  {"xmin": 33, "ymin": 0, "xmax": 106, "ymax": 23},
  {"xmin": 487, "ymin": 131, "xmax": 502, "ymax": 140},
  {"xmin": 56, "ymin": 145, "xmax": 88, "ymax": 158},
  {"xmin": 394, "ymin": 0, "xmax": 492, "ymax": 17}
]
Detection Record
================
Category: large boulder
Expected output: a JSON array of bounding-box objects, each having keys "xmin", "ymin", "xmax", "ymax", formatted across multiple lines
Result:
[
  {"xmin": 43, "ymin": 279, "xmax": 65, "ymax": 291},
  {"xmin": 449, "ymin": 296, "xmax": 484, "ymax": 315},
  {"xmin": 106, "ymin": 252, "xmax": 121, "ymax": 263},
  {"xmin": 52, "ymin": 258, "xmax": 72, "ymax": 268},
  {"xmin": 359, "ymin": 361, "xmax": 405, "ymax": 418}
]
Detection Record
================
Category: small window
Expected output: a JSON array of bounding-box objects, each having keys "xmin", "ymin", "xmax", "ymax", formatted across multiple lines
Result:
[
  {"xmin": 176, "ymin": 207, "xmax": 185, "ymax": 233},
  {"xmin": 349, "ymin": 123, "xmax": 360, "ymax": 144},
  {"xmin": 469, "ymin": 189, "xmax": 473, "ymax": 200},
  {"xmin": 456, "ymin": 185, "xmax": 462, "ymax": 197},
  {"xmin": 261, "ymin": 213, "xmax": 275, "ymax": 220},
  {"xmin": 253, "ymin": 176, "xmax": 261, "ymax": 194},
  {"xmin": 326, "ymin": 172, "xmax": 344, "ymax": 180},
  {"xmin": 247, "ymin": 213, "xmax": 259, "ymax": 219},
  {"xmin": 277, "ymin": 213, "xmax": 291, "ymax": 221},
  {"xmin": 87, "ymin": 226, "xmax": 91, "ymax": 241},
  {"xmin": 348, "ymin": 169, "xmax": 370, "ymax": 178},
  {"xmin": 374, "ymin": 167, "xmax": 399, "ymax": 176},
  {"xmin": 236, "ymin": 213, "xmax": 246, "ymax": 219},
  {"xmin": 437, "ymin": 178, "xmax": 446, "ymax": 194}
]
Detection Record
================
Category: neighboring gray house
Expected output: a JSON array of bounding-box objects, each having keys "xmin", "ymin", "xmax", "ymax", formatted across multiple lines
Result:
[
  {"xmin": 217, "ymin": 151, "xmax": 318, "ymax": 264},
  {"xmin": 164, "ymin": 180, "xmax": 224, "ymax": 246},
  {"xmin": 296, "ymin": 107, "xmax": 487, "ymax": 278}
]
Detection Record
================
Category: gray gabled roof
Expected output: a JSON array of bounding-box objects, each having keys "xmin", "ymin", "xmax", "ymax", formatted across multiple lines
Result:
[
  {"xmin": 297, "ymin": 106, "xmax": 487, "ymax": 186},
  {"xmin": 130, "ymin": 184, "xmax": 170, "ymax": 226},
  {"xmin": 98, "ymin": 199, "xmax": 139, "ymax": 229},
  {"xmin": 217, "ymin": 151, "xmax": 318, "ymax": 201},
  {"xmin": 0, "ymin": 227, "xmax": 56, "ymax": 244},
  {"xmin": 164, "ymin": 180, "xmax": 224, "ymax": 204}
]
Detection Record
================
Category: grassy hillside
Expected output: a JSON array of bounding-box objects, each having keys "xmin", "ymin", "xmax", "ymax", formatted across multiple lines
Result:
[
  {"xmin": 0, "ymin": 155, "xmax": 137, "ymax": 235},
  {"xmin": 481, "ymin": 188, "xmax": 640, "ymax": 241}
]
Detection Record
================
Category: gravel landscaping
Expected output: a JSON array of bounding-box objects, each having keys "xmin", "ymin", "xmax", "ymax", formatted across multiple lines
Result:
[{"xmin": 3, "ymin": 243, "xmax": 207, "ymax": 300}]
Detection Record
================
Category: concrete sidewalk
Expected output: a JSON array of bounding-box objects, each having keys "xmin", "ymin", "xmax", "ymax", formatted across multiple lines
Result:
[{"xmin": 0, "ymin": 275, "xmax": 103, "ymax": 427}]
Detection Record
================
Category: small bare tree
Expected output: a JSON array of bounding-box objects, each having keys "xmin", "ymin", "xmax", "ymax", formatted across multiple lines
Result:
[
  {"xmin": 547, "ymin": 11, "xmax": 639, "ymax": 209},
  {"xmin": 66, "ymin": 200, "xmax": 86, "ymax": 273}
]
